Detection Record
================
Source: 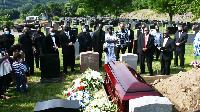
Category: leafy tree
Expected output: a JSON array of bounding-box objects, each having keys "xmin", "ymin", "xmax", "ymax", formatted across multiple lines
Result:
[
  {"xmin": 148, "ymin": 0, "xmax": 192, "ymax": 23},
  {"xmin": 189, "ymin": 0, "xmax": 200, "ymax": 19},
  {"xmin": 132, "ymin": 0, "xmax": 149, "ymax": 11},
  {"xmin": 18, "ymin": 3, "xmax": 33, "ymax": 14}
]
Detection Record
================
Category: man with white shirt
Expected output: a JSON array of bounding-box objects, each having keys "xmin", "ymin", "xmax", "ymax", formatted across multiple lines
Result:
[
  {"xmin": 159, "ymin": 30, "xmax": 175, "ymax": 75},
  {"xmin": 43, "ymin": 28, "xmax": 60, "ymax": 54},
  {"xmin": 137, "ymin": 27, "xmax": 154, "ymax": 76},
  {"xmin": 174, "ymin": 25, "xmax": 188, "ymax": 68},
  {"xmin": 59, "ymin": 24, "xmax": 76, "ymax": 73},
  {"xmin": 151, "ymin": 25, "xmax": 162, "ymax": 61}
]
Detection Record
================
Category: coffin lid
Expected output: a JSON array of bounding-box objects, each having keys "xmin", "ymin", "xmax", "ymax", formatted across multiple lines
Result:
[{"xmin": 108, "ymin": 61, "xmax": 154, "ymax": 93}]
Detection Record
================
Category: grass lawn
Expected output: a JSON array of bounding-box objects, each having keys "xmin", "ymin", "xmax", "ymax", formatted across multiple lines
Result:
[{"xmin": 0, "ymin": 26, "xmax": 196, "ymax": 112}]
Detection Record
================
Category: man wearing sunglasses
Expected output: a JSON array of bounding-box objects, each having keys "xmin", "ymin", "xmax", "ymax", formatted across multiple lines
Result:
[
  {"xmin": 137, "ymin": 27, "xmax": 154, "ymax": 76},
  {"xmin": 159, "ymin": 30, "xmax": 175, "ymax": 75}
]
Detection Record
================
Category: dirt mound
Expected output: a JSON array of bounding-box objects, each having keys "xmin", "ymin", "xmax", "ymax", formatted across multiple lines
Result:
[{"xmin": 151, "ymin": 68, "xmax": 200, "ymax": 112}]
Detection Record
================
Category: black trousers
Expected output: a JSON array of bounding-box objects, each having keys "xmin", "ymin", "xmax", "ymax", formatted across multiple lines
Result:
[
  {"xmin": 94, "ymin": 50, "xmax": 103, "ymax": 67},
  {"xmin": 174, "ymin": 51, "xmax": 185, "ymax": 68},
  {"xmin": 115, "ymin": 46, "xmax": 126, "ymax": 61},
  {"xmin": 0, "ymin": 76, "xmax": 4, "ymax": 96},
  {"xmin": 34, "ymin": 50, "xmax": 42, "ymax": 68},
  {"xmin": 161, "ymin": 58, "xmax": 171, "ymax": 75},
  {"xmin": 139, "ymin": 54, "xmax": 153, "ymax": 75},
  {"xmin": 154, "ymin": 47, "xmax": 160, "ymax": 60},
  {"xmin": 25, "ymin": 53, "xmax": 34, "ymax": 76},
  {"xmin": 126, "ymin": 42, "xmax": 133, "ymax": 53},
  {"xmin": 63, "ymin": 54, "xmax": 75, "ymax": 73}
]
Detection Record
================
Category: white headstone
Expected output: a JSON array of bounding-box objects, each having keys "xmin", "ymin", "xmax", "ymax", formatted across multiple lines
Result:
[
  {"xmin": 120, "ymin": 53, "xmax": 138, "ymax": 71},
  {"xmin": 129, "ymin": 96, "xmax": 173, "ymax": 112},
  {"xmin": 74, "ymin": 40, "xmax": 80, "ymax": 59}
]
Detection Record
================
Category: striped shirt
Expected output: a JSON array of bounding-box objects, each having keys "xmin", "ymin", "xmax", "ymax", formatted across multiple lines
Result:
[{"xmin": 12, "ymin": 62, "xmax": 24, "ymax": 75}]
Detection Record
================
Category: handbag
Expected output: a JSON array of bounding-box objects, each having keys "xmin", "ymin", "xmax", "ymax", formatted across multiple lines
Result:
[{"xmin": 103, "ymin": 47, "xmax": 108, "ymax": 52}]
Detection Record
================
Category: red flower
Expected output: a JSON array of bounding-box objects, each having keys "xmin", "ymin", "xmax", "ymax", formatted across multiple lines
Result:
[{"xmin": 68, "ymin": 92, "xmax": 70, "ymax": 96}]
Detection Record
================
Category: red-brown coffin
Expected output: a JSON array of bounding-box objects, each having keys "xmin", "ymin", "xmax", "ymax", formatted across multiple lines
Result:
[{"xmin": 104, "ymin": 61, "xmax": 159, "ymax": 112}]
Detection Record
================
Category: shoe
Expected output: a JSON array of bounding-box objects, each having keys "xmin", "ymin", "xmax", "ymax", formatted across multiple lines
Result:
[
  {"xmin": 71, "ymin": 69, "xmax": 75, "ymax": 72},
  {"xmin": 150, "ymin": 74, "xmax": 153, "ymax": 76},
  {"xmin": 173, "ymin": 65, "xmax": 177, "ymax": 67}
]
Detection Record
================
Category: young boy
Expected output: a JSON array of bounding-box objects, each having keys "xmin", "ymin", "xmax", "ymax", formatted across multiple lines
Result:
[{"xmin": 12, "ymin": 53, "xmax": 27, "ymax": 93}]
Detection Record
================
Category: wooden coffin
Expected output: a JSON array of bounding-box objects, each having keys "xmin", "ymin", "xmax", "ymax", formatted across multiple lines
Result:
[{"xmin": 104, "ymin": 61, "xmax": 159, "ymax": 112}]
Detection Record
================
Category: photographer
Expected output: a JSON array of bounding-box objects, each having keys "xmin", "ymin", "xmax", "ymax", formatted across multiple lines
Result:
[
  {"xmin": 115, "ymin": 23, "xmax": 128, "ymax": 61},
  {"xmin": 104, "ymin": 27, "xmax": 117, "ymax": 64}
]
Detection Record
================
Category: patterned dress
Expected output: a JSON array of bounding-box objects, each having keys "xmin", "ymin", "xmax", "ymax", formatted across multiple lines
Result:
[{"xmin": 105, "ymin": 34, "xmax": 117, "ymax": 64}]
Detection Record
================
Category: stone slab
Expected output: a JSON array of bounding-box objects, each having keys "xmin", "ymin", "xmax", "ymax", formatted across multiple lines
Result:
[{"xmin": 120, "ymin": 53, "xmax": 138, "ymax": 71}]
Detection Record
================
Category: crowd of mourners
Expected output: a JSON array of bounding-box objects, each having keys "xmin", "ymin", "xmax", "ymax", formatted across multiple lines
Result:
[{"xmin": 0, "ymin": 21, "xmax": 188, "ymax": 99}]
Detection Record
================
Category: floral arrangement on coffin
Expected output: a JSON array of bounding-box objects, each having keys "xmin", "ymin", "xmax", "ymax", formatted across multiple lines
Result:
[
  {"xmin": 189, "ymin": 61, "xmax": 200, "ymax": 67},
  {"xmin": 62, "ymin": 68, "xmax": 118, "ymax": 111}
]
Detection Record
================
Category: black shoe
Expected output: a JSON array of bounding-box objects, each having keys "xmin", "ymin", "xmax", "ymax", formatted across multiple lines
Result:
[
  {"xmin": 71, "ymin": 69, "xmax": 75, "ymax": 72},
  {"xmin": 150, "ymin": 74, "xmax": 153, "ymax": 76},
  {"xmin": 173, "ymin": 65, "xmax": 177, "ymax": 67}
]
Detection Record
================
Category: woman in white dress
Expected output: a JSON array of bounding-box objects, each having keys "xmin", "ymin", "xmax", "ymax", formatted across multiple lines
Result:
[{"xmin": 105, "ymin": 27, "xmax": 118, "ymax": 64}]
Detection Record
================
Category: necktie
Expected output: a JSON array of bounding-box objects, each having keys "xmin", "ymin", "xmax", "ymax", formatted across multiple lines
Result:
[{"xmin": 145, "ymin": 34, "xmax": 147, "ymax": 48}]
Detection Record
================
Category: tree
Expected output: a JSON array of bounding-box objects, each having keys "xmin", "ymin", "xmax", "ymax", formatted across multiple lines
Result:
[
  {"xmin": 148, "ymin": 0, "xmax": 192, "ymax": 23},
  {"xmin": 18, "ymin": 3, "xmax": 33, "ymax": 14},
  {"xmin": 107, "ymin": 0, "xmax": 132, "ymax": 18},
  {"xmin": 189, "ymin": 0, "xmax": 200, "ymax": 19}
]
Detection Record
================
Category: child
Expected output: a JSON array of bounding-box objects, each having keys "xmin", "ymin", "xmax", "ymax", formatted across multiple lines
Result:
[{"xmin": 12, "ymin": 53, "xmax": 27, "ymax": 93}]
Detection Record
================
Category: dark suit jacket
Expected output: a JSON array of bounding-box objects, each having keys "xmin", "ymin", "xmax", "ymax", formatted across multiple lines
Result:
[
  {"xmin": 43, "ymin": 34, "xmax": 60, "ymax": 54},
  {"xmin": 18, "ymin": 34, "xmax": 33, "ymax": 54},
  {"xmin": 78, "ymin": 32, "xmax": 92, "ymax": 53},
  {"xmin": 92, "ymin": 29, "xmax": 105, "ymax": 52},
  {"xmin": 1, "ymin": 34, "xmax": 15, "ymax": 52},
  {"xmin": 59, "ymin": 31, "xmax": 76, "ymax": 55},
  {"xmin": 126, "ymin": 29, "xmax": 134, "ymax": 47},
  {"xmin": 32, "ymin": 32, "xmax": 45, "ymax": 52},
  {"xmin": 160, "ymin": 37, "xmax": 175, "ymax": 61},
  {"xmin": 174, "ymin": 31, "xmax": 188, "ymax": 53},
  {"xmin": 137, "ymin": 33, "xmax": 155, "ymax": 56}
]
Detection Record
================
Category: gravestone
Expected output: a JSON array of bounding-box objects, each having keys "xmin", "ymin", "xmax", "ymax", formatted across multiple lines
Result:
[
  {"xmin": 149, "ymin": 25, "xmax": 155, "ymax": 30},
  {"xmin": 53, "ymin": 23, "xmax": 58, "ymax": 31},
  {"xmin": 120, "ymin": 53, "xmax": 138, "ymax": 71},
  {"xmin": 71, "ymin": 28, "xmax": 78, "ymax": 38},
  {"xmin": 34, "ymin": 99, "xmax": 79, "ymax": 112},
  {"xmin": 80, "ymin": 51, "xmax": 99, "ymax": 73},
  {"xmin": 104, "ymin": 25, "xmax": 113, "ymax": 33},
  {"xmin": 74, "ymin": 40, "xmax": 79, "ymax": 60},
  {"xmin": 186, "ymin": 33, "xmax": 196, "ymax": 45},
  {"xmin": 44, "ymin": 23, "xmax": 51, "ymax": 31},
  {"xmin": 45, "ymin": 27, "xmax": 50, "ymax": 36},
  {"xmin": 86, "ymin": 20, "xmax": 91, "ymax": 27},
  {"xmin": 129, "ymin": 96, "xmax": 172, "ymax": 112},
  {"xmin": 40, "ymin": 54, "xmax": 61, "ymax": 83}
]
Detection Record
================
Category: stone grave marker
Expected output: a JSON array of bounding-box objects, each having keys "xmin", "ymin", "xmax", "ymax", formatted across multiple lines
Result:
[
  {"xmin": 167, "ymin": 27, "xmax": 178, "ymax": 35},
  {"xmin": 120, "ymin": 53, "xmax": 138, "ymax": 71},
  {"xmin": 80, "ymin": 51, "xmax": 99, "ymax": 73},
  {"xmin": 74, "ymin": 40, "xmax": 80, "ymax": 60},
  {"xmin": 53, "ymin": 23, "xmax": 58, "ymax": 31},
  {"xmin": 45, "ymin": 27, "xmax": 50, "ymax": 36},
  {"xmin": 186, "ymin": 33, "xmax": 196, "ymax": 45},
  {"xmin": 104, "ymin": 25, "xmax": 113, "ymax": 33},
  {"xmin": 44, "ymin": 23, "xmax": 51, "ymax": 31},
  {"xmin": 129, "ymin": 96, "xmax": 172, "ymax": 112}
]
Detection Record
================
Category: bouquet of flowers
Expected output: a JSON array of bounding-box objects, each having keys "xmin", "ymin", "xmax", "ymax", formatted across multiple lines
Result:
[
  {"xmin": 189, "ymin": 61, "xmax": 200, "ymax": 67},
  {"xmin": 62, "ymin": 68, "xmax": 117, "ymax": 111}
]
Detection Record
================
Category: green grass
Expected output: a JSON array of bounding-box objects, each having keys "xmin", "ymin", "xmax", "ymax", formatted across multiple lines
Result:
[{"xmin": 0, "ymin": 26, "xmax": 196, "ymax": 112}]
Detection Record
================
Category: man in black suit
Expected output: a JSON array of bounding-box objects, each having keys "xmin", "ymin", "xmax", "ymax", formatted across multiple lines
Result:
[
  {"xmin": 1, "ymin": 26, "xmax": 15, "ymax": 56},
  {"xmin": 125, "ymin": 23, "xmax": 134, "ymax": 53},
  {"xmin": 137, "ymin": 27, "xmax": 154, "ymax": 76},
  {"xmin": 18, "ymin": 28, "xmax": 34, "ymax": 76},
  {"xmin": 159, "ymin": 30, "xmax": 175, "ymax": 75},
  {"xmin": 59, "ymin": 24, "xmax": 76, "ymax": 74},
  {"xmin": 32, "ymin": 26, "xmax": 45, "ymax": 69},
  {"xmin": 174, "ymin": 25, "xmax": 188, "ymax": 68},
  {"xmin": 92, "ymin": 23, "xmax": 105, "ymax": 67},
  {"xmin": 78, "ymin": 25, "xmax": 92, "ymax": 53},
  {"xmin": 43, "ymin": 28, "xmax": 60, "ymax": 54}
]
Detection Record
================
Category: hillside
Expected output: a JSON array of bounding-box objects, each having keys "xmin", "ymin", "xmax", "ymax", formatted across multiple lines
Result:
[
  {"xmin": 0, "ymin": 0, "xmax": 67, "ymax": 9},
  {"xmin": 120, "ymin": 9, "xmax": 200, "ymax": 22}
]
